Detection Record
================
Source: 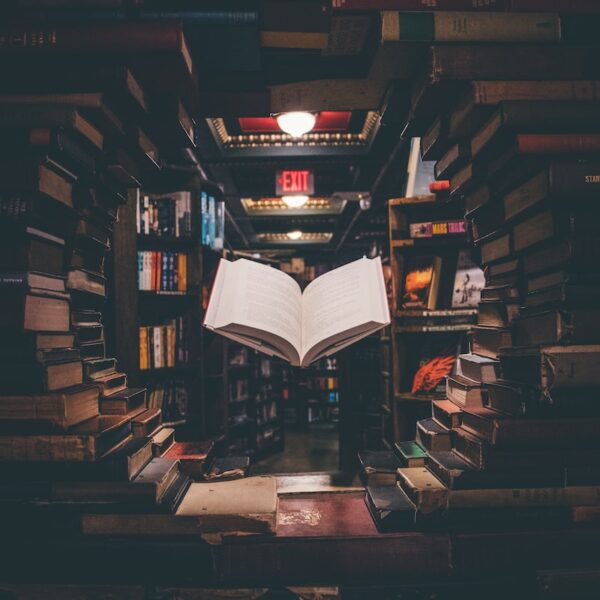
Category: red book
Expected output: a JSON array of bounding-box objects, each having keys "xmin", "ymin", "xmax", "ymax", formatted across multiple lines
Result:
[
  {"xmin": 429, "ymin": 180, "xmax": 450, "ymax": 193},
  {"xmin": 0, "ymin": 22, "xmax": 189, "ymax": 62},
  {"xmin": 516, "ymin": 134, "xmax": 600, "ymax": 155}
]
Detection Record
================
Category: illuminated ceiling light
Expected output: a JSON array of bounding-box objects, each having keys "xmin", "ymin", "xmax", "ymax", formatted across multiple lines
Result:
[
  {"xmin": 276, "ymin": 112, "xmax": 316, "ymax": 138},
  {"xmin": 286, "ymin": 230, "xmax": 303, "ymax": 240},
  {"xmin": 281, "ymin": 194, "xmax": 309, "ymax": 208}
]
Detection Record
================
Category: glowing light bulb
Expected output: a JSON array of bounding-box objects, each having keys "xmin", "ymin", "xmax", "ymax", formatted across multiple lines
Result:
[
  {"xmin": 282, "ymin": 195, "xmax": 309, "ymax": 208},
  {"xmin": 276, "ymin": 112, "xmax": 316, "ymax": 138},
  {"xmin": 286, "ymin": 230, "xmax": 303, "ymax": 240}
]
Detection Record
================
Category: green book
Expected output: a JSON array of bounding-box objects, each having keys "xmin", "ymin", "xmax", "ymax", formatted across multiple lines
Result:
[
  {"xmin": 382, "ymin": 11, "xmax": 560, "ymax": 43},
  {"xmin": 394, "ymin": 441, "xmax": 428, "ymax": 467}
]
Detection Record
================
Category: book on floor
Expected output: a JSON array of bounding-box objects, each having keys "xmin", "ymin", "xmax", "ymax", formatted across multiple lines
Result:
[{"xmin": 204, "ymin": 257, "xmax": 390, "ymax": 367}]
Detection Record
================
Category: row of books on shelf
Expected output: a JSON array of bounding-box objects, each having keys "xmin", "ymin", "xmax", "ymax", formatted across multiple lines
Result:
[
  {"xmin": 308, "ymin": 404, "xmax": 339, "ymax": 424},
  {"xmin": 200, "ymin": 191, "xmax": 224, "ymax": 251},
  {"xmin": 139, "ymin": 317, "xmax": 190, "ymax": 370},
  {"xmin": 400, "ymin": 249, "xmax": 484, "ymax": 311},
  {"xmin": 137, "ymin": 250, "xmax": 188, "ymax": 293},
  {"xmin": 146, "ymin": 380, "xmax": 188, "ymax": 424},
  {"xmin": 306, "ymin": 377, "xmax": 338, "ymax": 392},
  {"xmin": 136, "ymin": 191, "xmax": 193, "ymax": 239}
]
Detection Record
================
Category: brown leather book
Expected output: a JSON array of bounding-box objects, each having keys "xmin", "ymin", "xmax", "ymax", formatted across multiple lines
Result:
[
  {"xmin": 470, "ymin": 325, "xmax": 512, "ymax": 359},
  {"xmin": 0, "ymin": 384, "xmax": 98, "ymax": 430},
  {"xmin": 450, "ymin": 80, "xmax": 600, "ymax": 140},
  {"xmin": 0, "ymin": 159, "xmax": 72, "ymax": 207},
  {"xmin": 461, "ymin": 407, "xmax": 600, "ymax": 448},
  {"xmin": 0, "ymin": 414, "xmax": 132, "ymax": 461},
  {"xmin": 514, "ymin": 307, "xmax": 600, "ymax": 346}
]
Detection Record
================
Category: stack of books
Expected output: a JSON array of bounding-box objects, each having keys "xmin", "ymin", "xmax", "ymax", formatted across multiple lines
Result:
[
  {"xmin": 0, "ymin": 14, "xmax": 208, "ymax": 525},
  {"xmin": 367, "ymin": 16, "xmax": 600, "ymax": 530}
]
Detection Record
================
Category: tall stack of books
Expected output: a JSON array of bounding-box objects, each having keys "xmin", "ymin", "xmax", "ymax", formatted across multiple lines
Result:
[
  {"xmin": 0, "ymin": 14, "xmax": 201, "ymax": 527},
  {"xmin": 368, "ymin": 8, "xmax": 600, "ymax": 530}
]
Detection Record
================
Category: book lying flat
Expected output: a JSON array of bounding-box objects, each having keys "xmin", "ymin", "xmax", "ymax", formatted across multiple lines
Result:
[{"xmin": 204, "ymin": 257, "xmax": 390, "ymax": 367}]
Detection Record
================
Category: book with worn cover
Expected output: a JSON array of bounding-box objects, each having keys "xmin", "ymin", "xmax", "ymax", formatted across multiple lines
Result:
[
  {"xmin": 204, "ymin": 257, "xmax": 390, "ymax": 366},
  {"xmin": 427, "ymin": 450, "xmax": 565, "ymax": 490},
  {"xmin": 456, "ymin": 353, "xmax": 500, "ymax": 383},
  {"xmin": 204, "ymin": 456, "xmax": 250, "ymax": 481},
  {"xmin": 0, "ymin": 414, "xmax": 132, "ymax": 461},
  {"xmin": 175, "ymin": 476, "xmax": 278, "ymax": 534},
  {"xmin": 358, "ymin": 450, "xmax": 402, "ymax": 486},
  {"xmin": 431, "ymin": 399, "xmax": 462, "ymax": 430},
  {"xmin": 416, "ymin": 417, "xmax": 451, "ymax": 452},
  {"xmin": 0, "ymin": 383, "xmax": 98, "ymax": 429},
  {"xmin": 394, "ymin": 441, "xmax": 428, "ymax": 467},
  {"xmin": 446, "ymin": 374, "xmax": 486, "ymax": 409},
  {"xmin": 365, "ymin": 485, "xmax": 416, "ymax": 532},
  {"xmin": 399, "ymin": 466, "xmax": 600, "ymax": 515},
  {"xmin": 382, "ymin": 11, "xmax": 560, "ymax": 43},
  {"xmin": 53, "ymin": 457, "xmax": 179, "ymax": 504}
]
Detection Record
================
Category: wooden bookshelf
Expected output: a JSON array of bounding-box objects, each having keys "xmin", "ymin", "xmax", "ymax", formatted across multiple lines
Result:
[
  {"xmin": 387, "ymin": 194, "xmax": 478, "ymax": 444},
  {"xmin": 110, "ymin": 181, "xmax": 206, "ymax": 437}
]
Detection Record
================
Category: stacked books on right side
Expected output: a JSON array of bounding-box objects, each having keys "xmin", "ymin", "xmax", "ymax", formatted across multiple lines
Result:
[{"xmin": 369, "ymin": 65, "xmax": 600, "ymax": 531}]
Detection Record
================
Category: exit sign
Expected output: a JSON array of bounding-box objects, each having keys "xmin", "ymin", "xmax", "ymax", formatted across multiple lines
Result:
[{"xmin": 276, "ymin": 170, "xmax": 314, "ymax": 196}]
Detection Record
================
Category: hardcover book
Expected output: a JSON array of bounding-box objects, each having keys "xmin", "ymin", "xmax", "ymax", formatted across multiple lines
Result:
[
  {"xmin": 204, "ymin": 257, "xmax": 390, "ymax": 367},
  {"xmin": 365, "ymin": 485, "xmax": 416, "ymax": 533}
]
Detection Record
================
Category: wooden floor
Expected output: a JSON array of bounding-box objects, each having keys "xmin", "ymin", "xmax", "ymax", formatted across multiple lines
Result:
[{"xmin": 253, "ymin": 424, "xmax": 339, "ymax": 473}]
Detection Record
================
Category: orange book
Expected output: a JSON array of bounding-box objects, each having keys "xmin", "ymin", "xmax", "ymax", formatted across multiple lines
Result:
[
  {"xmin": 179, "ymin": 253, "xmax": 187, "ymax": 292},
  {"xmin": 139, "ymin": 326, "xmax": 149, "ymax": 370}
]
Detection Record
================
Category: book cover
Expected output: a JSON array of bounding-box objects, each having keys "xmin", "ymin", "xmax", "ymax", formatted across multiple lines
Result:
[
  {"xmin": 451, "ymin": 249, "xmax": 484, "ymax": 308},
  {"xmin": 401, "ymin": 255, "xmax": 442, "ymax": 310}
]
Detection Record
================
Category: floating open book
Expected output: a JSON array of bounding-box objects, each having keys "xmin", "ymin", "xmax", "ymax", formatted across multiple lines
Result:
[{"xmin": 204, "ymin": 257, "xmax": 390, "ymax": 367}]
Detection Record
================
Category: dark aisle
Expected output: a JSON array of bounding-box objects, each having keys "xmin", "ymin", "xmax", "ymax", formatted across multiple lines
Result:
[{"xmin": 253, "ymin": 424, "xmax": 339, "ymax": 474}]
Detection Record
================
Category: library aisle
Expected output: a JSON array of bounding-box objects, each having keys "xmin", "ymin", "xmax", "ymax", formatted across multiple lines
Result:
[{"xmin": 2, "ymin": 2, "xmax": 600, "ymax": 599}]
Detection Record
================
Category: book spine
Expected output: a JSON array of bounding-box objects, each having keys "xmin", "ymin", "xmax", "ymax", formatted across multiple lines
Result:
[
  {"xmin": 383, "ymin": 11, "xmax": 560, "ymax": 42},
  {"xmin": 471, "ymin": 80, "xmax": 600, "ymax": 105},
  {"xmin": 16, "ymin": 9, "xmax": 259, "ymax": 25},
  {"xmin": 161, "ymin": 252, "xmax": 168, "ymax": 292},
  {"xmin": 516, "ymin": 134, "xmax": 600, "ymax": 155},
  {"xmin": 449, "ymin": 485, "xmax": 600, "ymax": 509},
  {"xmin": 0, "ymin": 22, "xmax": 185, "ymax": 54}
]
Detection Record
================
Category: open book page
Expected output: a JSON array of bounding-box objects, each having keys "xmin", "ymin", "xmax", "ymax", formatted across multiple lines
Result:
[
  {"xmin": 300, "ymin": 257, "xmax": 390, "ymax": 365},
  {"xmin": 204, "ymin": 259, "xmax": 303, "ymax": 363}
]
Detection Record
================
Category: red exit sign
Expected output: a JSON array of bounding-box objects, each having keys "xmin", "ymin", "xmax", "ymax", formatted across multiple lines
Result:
[{"xmin": 276, "ymin": 170, "xmax": 314, "ymax": 196}]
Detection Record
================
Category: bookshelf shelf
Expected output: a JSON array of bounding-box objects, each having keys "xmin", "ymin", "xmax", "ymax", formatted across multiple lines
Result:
[
  {"xmin": 394, "ymin": 323, "xmax": 474, "ymax": 334},
  {"xmin": 395, "ymin": 308, "xmax": 478, "ymax": 318},
  {"xmin": 387, "ymin": 178, "xmax": 478, "ymax": 444},
  {"xmin": 138, "ymin": 291, "xmax": 198, "ymax": 298},
  {"xmin": 390, "ymin": 237, "xmax": 467, "ymax": 250},
  {"xmin": 137, "ymin": 235, "xmax": 196, "ymax": 250}
]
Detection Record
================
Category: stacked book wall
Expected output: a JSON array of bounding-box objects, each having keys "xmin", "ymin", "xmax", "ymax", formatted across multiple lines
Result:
[
  {"xmin": 0, "ymin": 11, "xmax": 229, "ymax": 542},
  {"xmin": 363, "ymin": 7, "xmax": 600, "ymax": 532}
]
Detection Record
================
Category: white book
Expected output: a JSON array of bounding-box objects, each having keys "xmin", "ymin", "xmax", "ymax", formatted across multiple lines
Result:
[{"xmin": 204, "ymin": 256, "xmax": 390, "ymax": 367}]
